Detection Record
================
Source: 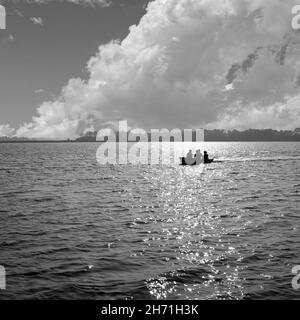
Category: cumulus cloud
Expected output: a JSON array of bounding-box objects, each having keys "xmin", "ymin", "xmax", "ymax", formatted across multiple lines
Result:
[
  {"xmin": 0, "ymin": 125, "xmax": 15, "ymax": 137},
  {"xmin": 13, "ymin": 0, "xmax": 300, "ymax": 138},
  {"xmin": 207, "ymin": 96, "xmax": 300, "ymax": 130}
]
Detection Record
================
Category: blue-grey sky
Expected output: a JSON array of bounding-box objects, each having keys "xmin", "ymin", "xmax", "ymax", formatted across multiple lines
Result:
[{"xmin": 0, "ymin": 0, "xmax": 148, "ymax": 127}]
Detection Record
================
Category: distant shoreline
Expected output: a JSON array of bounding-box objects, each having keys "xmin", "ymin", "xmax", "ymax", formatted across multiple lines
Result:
[
  {"xmin": 1, "ymin": 140, "xmax": 300, "ymax": 143},
  {"xmin": 1, "ymin": 129, "xmax": 300, "ymax": 143}
]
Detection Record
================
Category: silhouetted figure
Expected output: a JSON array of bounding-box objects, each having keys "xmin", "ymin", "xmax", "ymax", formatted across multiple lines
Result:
[
  {"xmin": 185, "ymin": 150, "xmax": 195, "ymax": 165},
  {"xmin": 204, "ymin": 151, "xmax": 209, "ymax": 163},
  {"xmin": 195, "ymin": 150, "xmax": 203, "ymax": 165}
]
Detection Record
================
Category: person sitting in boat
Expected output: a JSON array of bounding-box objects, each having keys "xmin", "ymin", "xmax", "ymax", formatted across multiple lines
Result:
[
  {"xmin": 204, "ymin": 151, "xmax": 209, "ymax": 162},
  {"xmin": 195, "ymin": 150, "xmax": 203, "ymax": 165},
  {"xmin": 185, "ymin": 150, "xmax": 195, "ymax": 165}
]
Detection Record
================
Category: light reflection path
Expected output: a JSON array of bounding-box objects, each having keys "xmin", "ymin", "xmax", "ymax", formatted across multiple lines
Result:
[{"xmin": 123, "ymin": 164, "xmax": 253, "ymax": 300}]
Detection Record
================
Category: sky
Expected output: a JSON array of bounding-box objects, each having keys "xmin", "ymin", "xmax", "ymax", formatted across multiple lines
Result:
[
  {"xmin": 0, "ymin": 0, "xmax": 300, "ymax": 138},
  {"xmin": 0, "ymin": 0, "xmax": 148, "ymax": 136}
]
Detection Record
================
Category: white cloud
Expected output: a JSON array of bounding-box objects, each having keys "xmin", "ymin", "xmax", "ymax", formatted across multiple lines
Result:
[
  {"xmin": 30, "ymin": 17, "xmax": 44, "ymax": 26},
  {"xmin": 207, "ymin": 96, "xmax": 300, "ymax": 130},
  {"xmin": 34, "ymin": 89, "xmax": 45, "ymax": 93},
  {"xmin": 0, "ymin": 124, "xmax": 15, "ymax": 137},
  {"xmin": 14, "ymin": 0, "xmax": 300, "ymax": 139}
]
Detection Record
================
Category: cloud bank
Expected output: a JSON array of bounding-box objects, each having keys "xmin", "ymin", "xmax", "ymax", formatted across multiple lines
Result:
[
  {"xmin": 0, "ymin": 124, "xmax": 15, "ymax": 137},
  {"xmin": 7, "ymin": 0, "xmax": 300, "ymax": 138}
]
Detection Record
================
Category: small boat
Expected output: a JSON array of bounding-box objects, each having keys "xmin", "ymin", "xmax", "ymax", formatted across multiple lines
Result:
[{"xmin": 180, "ymin": 157, "xmax": 214, "ymax": 166}]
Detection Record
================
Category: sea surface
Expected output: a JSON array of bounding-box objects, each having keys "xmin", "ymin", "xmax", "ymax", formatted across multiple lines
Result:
[{"xmin": 0, "ymin": 142, "xmax": 299, "ymax": 300}]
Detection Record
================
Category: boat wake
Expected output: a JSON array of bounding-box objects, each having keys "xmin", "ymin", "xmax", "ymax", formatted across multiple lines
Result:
[{"xmin": 214, "ymin": 156, "xmax": 300, "ymax": 163}]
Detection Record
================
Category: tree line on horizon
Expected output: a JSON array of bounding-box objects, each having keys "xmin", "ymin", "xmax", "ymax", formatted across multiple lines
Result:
[
  {"xmin": 76, "ymin": 128, "xmax": 300, "ymax": 142},
  {"xmin": 1, "ymin": 128, "xmax": 300, "ymax": 142}
]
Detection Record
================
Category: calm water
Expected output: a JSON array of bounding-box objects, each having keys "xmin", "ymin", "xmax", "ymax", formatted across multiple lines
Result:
[{"xmin": 0, "ymin": 142, "xmax": 299, "ymax": 300}]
